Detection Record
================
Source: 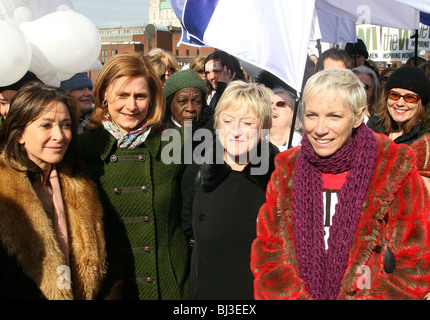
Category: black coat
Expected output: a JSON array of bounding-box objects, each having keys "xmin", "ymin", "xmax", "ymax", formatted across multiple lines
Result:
[
  {"xmin": 181, "ymin": 141, "xmax": 279, "ymax": 300},
  {"xmin": 367, "ymin": 114, "xmax": 430, "ymax": 146}
]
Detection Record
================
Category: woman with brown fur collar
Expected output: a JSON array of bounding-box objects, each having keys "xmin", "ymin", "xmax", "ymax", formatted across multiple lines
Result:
[{"xmin": 0, "ymin": 83, "xmax": 114, "ymax": 299}]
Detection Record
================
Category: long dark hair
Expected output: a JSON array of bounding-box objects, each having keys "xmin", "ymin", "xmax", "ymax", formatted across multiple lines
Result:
[{"xmin": 0, "ymin": 82, "xmax": 80, "ymax": 180}]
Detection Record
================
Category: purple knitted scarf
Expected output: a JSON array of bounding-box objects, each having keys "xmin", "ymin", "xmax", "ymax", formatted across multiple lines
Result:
[{"xmin": 292, "ymin": 124, "xmax": 378, "ymax": 300}]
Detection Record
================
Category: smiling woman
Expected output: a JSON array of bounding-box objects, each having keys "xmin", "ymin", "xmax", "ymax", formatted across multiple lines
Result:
[
  {"xmin": 0, "ymin": 83, "xmax": 118, "ymax": 299},
  {"xmin": 251, "ymin": 68, "xmax": 430, "ymax": 300},
  {"xmin": 181, "ymin": 80, "xmax": 279, "ymax": 300},
  {"xmin": 367, "ymin": 65, "xmax": 430, "ymax": 145},
  {"xmin": 79, "ymin": 52, "xmax": 189, "ymax": 300}
]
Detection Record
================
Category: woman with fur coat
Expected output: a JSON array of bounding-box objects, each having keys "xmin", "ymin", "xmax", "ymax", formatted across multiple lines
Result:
[
  {"xmin": 0, "ymin": 83, "xmax": 114, "ymax": 299},
  {"xmin": 251, "ymin": 69, "xmax": 430, "ymax": 300}
]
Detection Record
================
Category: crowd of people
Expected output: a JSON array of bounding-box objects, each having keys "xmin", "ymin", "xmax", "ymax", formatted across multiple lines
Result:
[{"xmin": 0, "ymin": 39, "xmax": 429, "ymax": 300}]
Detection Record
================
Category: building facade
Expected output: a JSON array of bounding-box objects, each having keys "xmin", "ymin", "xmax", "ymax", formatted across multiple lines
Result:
[
  {"xmin": 149, "ymin": 0, "xmax": 181, "ymax": 28},
  {"xmin": 88, "ymin": 0, "xmax": 214, "ymax": 82}
]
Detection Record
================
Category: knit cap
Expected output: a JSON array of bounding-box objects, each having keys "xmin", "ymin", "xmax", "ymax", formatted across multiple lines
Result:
[
  {"xmin": 411, "ymin": 134, "xmax": 430, "ymax": 177},
  {"xmin": 60, "ymin": 73, "xmax": 93, "ymax": 91},
  {"xmin": 345, "ymin": 39, "xmax": 369, "ymax": 59},
  {"xmin": 385, "ymin": 66, "xmax": 430, "ymax": 106},
  {"xmin": 163, "ymin": 68, "xmax": 207, "ymax": 105}
]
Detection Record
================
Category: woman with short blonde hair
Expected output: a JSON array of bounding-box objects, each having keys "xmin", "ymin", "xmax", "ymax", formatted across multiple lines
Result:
[
  {"xmin": 214, "ymin": 80, "xmax": 273, "ymax": 133},
  {"xmin": 181, "ymin": 80, "xmax": 279, "ymax": 299}
]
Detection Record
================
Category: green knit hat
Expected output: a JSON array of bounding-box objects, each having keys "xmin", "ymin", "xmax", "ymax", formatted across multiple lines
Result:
[{"xmin": 163, "ymin": 68, "xmax": 208, "ymax": 105}]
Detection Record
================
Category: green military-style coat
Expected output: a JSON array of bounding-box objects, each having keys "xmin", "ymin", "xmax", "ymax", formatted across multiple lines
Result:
[{"xmin": 79, "ymin": 126, "xmax": 189, "ymax": 300}]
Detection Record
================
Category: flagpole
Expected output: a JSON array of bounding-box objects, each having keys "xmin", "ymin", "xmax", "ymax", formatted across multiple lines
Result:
[
  {"xmin": 287, "ymin": 97, "xmax": 300, "ymax": 149},
  {"xmin": 411, "ymin": 29, "xmax": 418, "ymax": 66}
]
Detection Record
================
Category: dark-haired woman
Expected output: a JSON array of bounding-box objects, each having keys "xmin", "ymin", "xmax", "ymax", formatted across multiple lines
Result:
[
  {"xmin": 367, "ymin": 65, "xmax": 430, "ymax": 145},
  {"xmin": 0, "ymin": 83, "xmax": 112, "ymax": 299}
]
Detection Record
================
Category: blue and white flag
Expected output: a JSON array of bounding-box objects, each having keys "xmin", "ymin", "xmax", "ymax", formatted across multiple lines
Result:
[
  {"xmin": 170, "ymin": 0, "xmax": 317, "ymax": 95},
  {"xmin": 170, "ymin": 0, "xmax": 427, "ymax": 94}
]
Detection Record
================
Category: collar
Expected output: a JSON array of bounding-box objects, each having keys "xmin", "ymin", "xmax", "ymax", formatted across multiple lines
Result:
[
  {"xmin": 200, "ymin": 141, "xmax": 279, "ymax": 192},
  {"xmin": 90, "ymin": 126, "xmax": 162, "ymax": 161}
]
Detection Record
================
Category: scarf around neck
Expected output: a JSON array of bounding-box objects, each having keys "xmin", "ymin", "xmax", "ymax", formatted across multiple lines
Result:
[
  {"xmin": 292, "ymin": 124, "xmax": 378, "ymax": 300},
  {"xmin": 102, "ymin": 116, "xmax": 151, "ymax": 149}
]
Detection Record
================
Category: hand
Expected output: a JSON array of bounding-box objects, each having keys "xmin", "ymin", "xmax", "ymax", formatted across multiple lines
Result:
[{"xmin": 218, "ymin": 66, "xmax": 236, "ymax": 83}]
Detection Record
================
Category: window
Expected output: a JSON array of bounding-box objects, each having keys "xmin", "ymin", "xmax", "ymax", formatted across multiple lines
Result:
[{"xmin": 101, "ymin": 50, "xmax": 108, "ymax": 64}]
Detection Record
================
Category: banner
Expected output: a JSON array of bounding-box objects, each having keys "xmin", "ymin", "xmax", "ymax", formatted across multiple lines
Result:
[
  {"xmin": 357, "ymin": 23, "xmax": 430, "ymax": 62},
  {"xmin": 171, "ymin": 0, "xmax": 317, "ymax": 94}
]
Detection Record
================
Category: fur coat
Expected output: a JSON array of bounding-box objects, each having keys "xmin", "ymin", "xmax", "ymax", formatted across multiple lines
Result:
[
  {"xmin": 0, "ymin": 155, "xmax": 107, "ymax": 300},
  {"xmin": 251, "ymin": 132, "xmax": 430, "ymax": 300}
]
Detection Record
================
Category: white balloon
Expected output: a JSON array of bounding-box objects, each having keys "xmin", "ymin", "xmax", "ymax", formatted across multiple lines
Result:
[
  {"xmin": 0, "ymin": 19, "xmax": 32, "ymax": 86},
  {"xmin": 19, "ymin": 10, "xmax": 101, "ymax": 74},
  {"xmin": 56, "ymin": 72, "xmax": 74, "ymax": 82},
  {"xmin": 89, "ymin": 59, "xmax": 102, "ymax": 71},
  {"xmin": 13, "ymin": 5, "xmax": 33, "ymax": 25}
]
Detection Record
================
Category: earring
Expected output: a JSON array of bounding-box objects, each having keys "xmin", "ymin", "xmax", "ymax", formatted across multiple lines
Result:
[{"xmin": 102, "ymin": 100, "xmax": 108, "ymax": 107}]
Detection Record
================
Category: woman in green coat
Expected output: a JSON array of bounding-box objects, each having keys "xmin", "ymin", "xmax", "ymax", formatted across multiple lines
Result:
[{"xmin": 79, "ymin": 52, "xmax": 189, "ymax": 300}]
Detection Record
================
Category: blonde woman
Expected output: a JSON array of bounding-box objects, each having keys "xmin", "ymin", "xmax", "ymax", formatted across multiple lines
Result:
[
  {"xmin": 181, "ymin": 80, "xmax": 278, "ymax": 299},
  {"xmin": 251, "ymin": 68, "xmax": 430, "ymax": 300}
]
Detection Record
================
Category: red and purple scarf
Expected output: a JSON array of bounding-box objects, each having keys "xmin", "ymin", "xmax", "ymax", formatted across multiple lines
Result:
[{"xmin": 292, "ymin": 124, "xmax": 378, "ymax": 300}]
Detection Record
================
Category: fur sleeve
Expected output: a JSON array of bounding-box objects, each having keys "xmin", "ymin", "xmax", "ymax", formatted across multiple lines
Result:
[{"xmin": 251, "ymin": 149, "xmax": 312, "ymax": 300}]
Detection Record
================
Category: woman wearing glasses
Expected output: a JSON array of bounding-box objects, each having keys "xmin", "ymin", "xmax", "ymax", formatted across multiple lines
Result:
[
  {"xmin": 257, "ymin": 71, "xmax": 303, "ymax": 152},
  {"xmin": 367, "ymin": 66, "xmax": 430, "ymax": 145},
  {"xmin": 353, "ymin": 65, "xmax": 381, "ymax": 119},
  {"xmin": 269, "ymin": 87, "xmax": 303, "ymax": 151}
]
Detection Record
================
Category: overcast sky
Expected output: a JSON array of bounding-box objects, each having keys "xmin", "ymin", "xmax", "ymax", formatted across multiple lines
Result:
[{"xmin": 72, "ymin": 0, "xmax": 150, "ymax": 28}]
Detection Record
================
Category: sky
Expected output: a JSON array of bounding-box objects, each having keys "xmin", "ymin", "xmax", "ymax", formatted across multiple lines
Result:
[{"xmin": 72, "ymin": 0, "xmax": 150, "ymax": 28}]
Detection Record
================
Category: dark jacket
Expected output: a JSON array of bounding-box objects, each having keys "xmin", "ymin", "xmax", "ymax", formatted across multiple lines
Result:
[
  {"xmin": 181, "ymin": 140, "xmax": 278, "ymax": 300},
  {"xmin": 79, "ymin": 127, "xmax": 189, "ymax": 300},
  {"xmin": 367, "ymin": 114, "xmax": 430, "ymax": 145}
]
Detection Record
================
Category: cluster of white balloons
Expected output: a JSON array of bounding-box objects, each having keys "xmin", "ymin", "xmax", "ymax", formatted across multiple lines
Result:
[{"xmin": 0, "ymin": 0, "xmax": 101, "ymax": 87}]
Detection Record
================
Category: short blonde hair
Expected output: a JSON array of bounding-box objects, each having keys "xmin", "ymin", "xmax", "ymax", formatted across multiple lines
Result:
[
  {"xmin": 148, "ymin": 48, "xmax": 180, "ymax": 73},
  {"xmin": 214, "ymin": 80, "xmax": 273, "ymax": 131},
  {"xmin": 303, "ymin": 68, "xmax": 366, "ymax": 120}
]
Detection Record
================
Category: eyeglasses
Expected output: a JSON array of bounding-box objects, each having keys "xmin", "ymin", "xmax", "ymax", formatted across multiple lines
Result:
[
  {"xmin": 386, "ymin": 90, "xmax": 420, "ymax": 103},
  {"xmin": 272, "ymin": 101, "xmax": 291, "ymax": 108},
  {"xmin": 363, "ymin": 84, "xmax": 373, "ymax": 90}
]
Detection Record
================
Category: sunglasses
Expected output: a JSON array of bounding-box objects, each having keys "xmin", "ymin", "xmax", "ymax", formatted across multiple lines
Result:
[
  {"xmin": 386, "ymin": 90, "xmax": 420, "ymax": 104},
  {"xmin": 272, "ymin": 101, "xmax": 291, "ymax": 108}
]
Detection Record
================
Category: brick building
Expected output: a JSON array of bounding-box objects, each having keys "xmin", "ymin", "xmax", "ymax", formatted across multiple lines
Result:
[{"xmin": 88, "ymin": 24, "xmax": 215, "ymax": 83}]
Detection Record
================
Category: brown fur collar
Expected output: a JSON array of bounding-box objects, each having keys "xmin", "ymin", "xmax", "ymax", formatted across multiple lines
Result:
[{"xmin": 0, "ymin": 155, "xmax": 106, "ymax": 299}]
